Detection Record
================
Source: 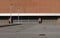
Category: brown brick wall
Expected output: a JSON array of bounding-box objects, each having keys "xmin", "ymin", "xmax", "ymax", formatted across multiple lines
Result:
[{"xmin": 0, "ymin": 0, "xmax": 60, "ymax": 13}]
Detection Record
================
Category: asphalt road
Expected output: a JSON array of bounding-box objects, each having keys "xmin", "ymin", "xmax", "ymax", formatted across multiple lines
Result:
[{"xmin": 0, "ymin": 20, "xmax": 60, "ymax": 38}]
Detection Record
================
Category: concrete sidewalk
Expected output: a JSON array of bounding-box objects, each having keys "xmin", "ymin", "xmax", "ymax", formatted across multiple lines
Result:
[{"xmin": 0, "ymin": 20, "xmax": 60, "ymax": 38}]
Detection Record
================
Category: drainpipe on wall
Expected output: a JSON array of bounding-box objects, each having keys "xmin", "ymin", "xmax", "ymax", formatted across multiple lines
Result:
[
  {"xmin": 17, "ymin": 8, "xmax": 20, "ymax": 24},
  {"xmin": 9, "ymin": 0, "xmax": 13, "ymax": 24}
]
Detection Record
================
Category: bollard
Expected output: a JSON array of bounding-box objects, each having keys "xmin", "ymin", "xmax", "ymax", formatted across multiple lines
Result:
[
  {"xmin": 57, "ymin": 17, "xmax": 60, "ymax": 24},
  {"xmin": 38, "ymin": 17, "xmax": 42, "ymax": 24}
]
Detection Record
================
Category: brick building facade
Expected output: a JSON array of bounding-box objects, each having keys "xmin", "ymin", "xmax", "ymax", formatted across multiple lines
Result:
[
  {"xmin": 0, "ymin": 0, "xmax": 60, "ymax": 13},
  {"xmin": 0, "ymin": 0, "xmax": 60, "ymax": 24}
]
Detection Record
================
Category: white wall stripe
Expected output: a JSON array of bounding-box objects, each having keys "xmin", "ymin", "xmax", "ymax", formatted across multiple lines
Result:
[{"xmin": 0, "ymin": 13, "xmax": 60, "ymax": 16}]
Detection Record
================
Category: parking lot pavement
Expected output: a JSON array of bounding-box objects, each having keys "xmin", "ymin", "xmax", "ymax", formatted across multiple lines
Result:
[{"xmin": 0, "ymin": 20, "xmax": 60, "ymax": 38}]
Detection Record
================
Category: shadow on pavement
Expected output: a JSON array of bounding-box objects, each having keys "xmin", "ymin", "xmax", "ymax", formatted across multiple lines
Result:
[{"xmin": 0, "ymin": 24, "xmax": 22, "ymax": 27}]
